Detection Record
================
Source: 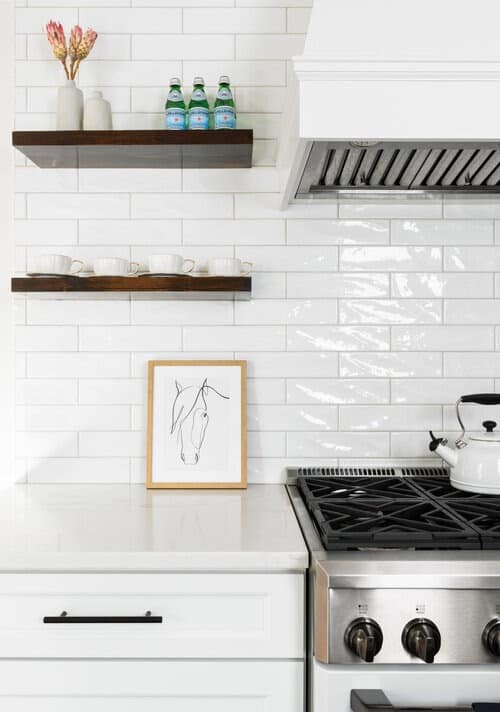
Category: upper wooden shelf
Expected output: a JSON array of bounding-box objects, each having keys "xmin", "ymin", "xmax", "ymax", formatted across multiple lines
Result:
[
  {"xmin": 12, "ymin": 129, "xmax": 253, "ymax": 169},
  {"xmin": 12, "ymin": 274, "xmax": 252, "ymax": 299}
]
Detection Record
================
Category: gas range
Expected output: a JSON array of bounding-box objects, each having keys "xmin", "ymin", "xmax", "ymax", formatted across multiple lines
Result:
[{"xmin": 287, "ymin": 466, "xmax": 500, "ymax": 711}]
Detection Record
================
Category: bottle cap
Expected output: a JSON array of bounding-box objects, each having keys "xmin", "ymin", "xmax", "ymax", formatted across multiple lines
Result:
[
  {"xmin": 219, "ymin": 75, "xmax": 230, "ymax": 84},
  {"xmin": 169, "ymin": 77, "xmax": 181, "ymax": 86},
  {"xmin": 193, "ymin": 77, "xmax": 205, "ymax": 86}
]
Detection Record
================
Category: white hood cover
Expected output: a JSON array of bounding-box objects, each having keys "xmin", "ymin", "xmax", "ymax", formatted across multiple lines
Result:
[{"xmin": 279, "ymin": 0, "xmax": 500, "ymax": 203}]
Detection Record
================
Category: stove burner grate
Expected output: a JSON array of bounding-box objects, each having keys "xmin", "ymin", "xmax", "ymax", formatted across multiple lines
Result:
[{"xmin": 296, "ymin": 472, "xmax": 500, "ymax": 551}]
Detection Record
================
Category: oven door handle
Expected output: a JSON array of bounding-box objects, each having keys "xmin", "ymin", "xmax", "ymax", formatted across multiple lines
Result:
[{"xmin": 351, "ymin": 690, "xmax": 472, "ymax": 712}]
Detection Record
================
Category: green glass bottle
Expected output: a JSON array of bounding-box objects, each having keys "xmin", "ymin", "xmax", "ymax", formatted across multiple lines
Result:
[
  {"xmin": 165, "ymin": 77, "xmax": 186, "ymax": 130},
  {"xmin": 214, "ymin": 75, "xmax": 236, "ymax": 130},
  {"xmin": 188, "ymin": 77, "xmax": 209, "ymax": 130}
]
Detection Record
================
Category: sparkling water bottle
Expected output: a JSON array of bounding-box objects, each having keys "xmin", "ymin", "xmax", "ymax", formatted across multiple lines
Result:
[
  {"xmin": 165, "ymin": 77, "xmax": 186, "ymax": 130},
  {"xmin": 188, "ymin": 77, "xmax": 209, "ymax": 130},
  {"xmin": 214, "ymin": 75, "xmax": 236, "ymax": 130}
]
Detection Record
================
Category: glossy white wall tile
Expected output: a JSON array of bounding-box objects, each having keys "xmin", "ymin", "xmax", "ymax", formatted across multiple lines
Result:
[{"xmin": 14, "ymin": 2, "xmax": 500, "ymax": 483}]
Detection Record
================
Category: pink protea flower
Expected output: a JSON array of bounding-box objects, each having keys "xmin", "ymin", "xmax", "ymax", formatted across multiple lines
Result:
[
  {"xmin": 45, "ymin": 21, "xmax": 98, "ymax": 80},
  {"xmin": 69, "ymin": 25, "xmax": 82, "ymax": 63},
  {"xmin": 46, "ymin": 20, "xmax": 69, "ymax": 77},
  {"xmin": 78, "ymin": 29, "xmax": 98, "ymax": 60}
]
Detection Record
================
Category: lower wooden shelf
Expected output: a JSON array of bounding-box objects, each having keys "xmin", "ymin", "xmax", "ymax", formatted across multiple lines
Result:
[{"xmin": 11, "ymin": 274, "xmax": 252, "ymax": 299}]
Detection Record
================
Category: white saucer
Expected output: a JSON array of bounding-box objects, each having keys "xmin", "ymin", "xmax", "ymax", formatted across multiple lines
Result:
[
  {"xmin": 140, "ymin": 272, "xmax": 186, "ymax": 277},
  {"xmin": 26, "ymin": 272, "xmax": 79, "ymax": 278}
]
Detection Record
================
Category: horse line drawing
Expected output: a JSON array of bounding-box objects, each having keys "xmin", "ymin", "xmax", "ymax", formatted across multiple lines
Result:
[{"xmin": 170, "ymin": 378, "xmax": 230, "ymax": 465}]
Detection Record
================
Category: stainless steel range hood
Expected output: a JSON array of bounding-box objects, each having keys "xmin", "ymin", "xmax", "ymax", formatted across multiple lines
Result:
[
  {"xmin": 278, "ymin": 0, "xmax": 500, "ymax": 204},
  {"xmin": 298, "ymin": 142, "xmax": 500, "ymax": 198}
]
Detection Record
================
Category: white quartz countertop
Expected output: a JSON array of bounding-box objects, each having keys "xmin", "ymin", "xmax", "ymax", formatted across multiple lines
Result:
[{"xmin": 0, "ymin": 484, "xmax": 308, "ymax": 572}]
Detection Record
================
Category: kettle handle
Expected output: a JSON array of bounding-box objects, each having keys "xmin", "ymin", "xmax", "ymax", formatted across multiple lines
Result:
[
  {"xmin": 456, "ymin": 394, "xmax": 500, "ymax": 447},
  {"xmin": 460, "ymin": 393, "xmax": 500, "ymax": 405}
]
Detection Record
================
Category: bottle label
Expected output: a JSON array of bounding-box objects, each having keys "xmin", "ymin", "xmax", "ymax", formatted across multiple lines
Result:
[
  {"xmin": 216, "ymin": 88, "xmax": 232, "ymax": 101},
  {"xmin": 214, "ymin": 106, "xmax": 235, "ymax": 130},
  {"xmin": 167, "ymin": 89, "xmax": 183, "ymax": 102},
  {"xmin": 191, "ymin": 88, "xmax": 206, "ymax": 101},
  {"xmin": 166, "ymin": 107, "xmax": 186, "ymax": 130},
  {"xmin": 188, "ymin": 106, "xmax": 209, "ymax": 130}
]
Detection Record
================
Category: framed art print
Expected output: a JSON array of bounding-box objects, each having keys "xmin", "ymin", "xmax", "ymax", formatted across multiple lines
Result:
[{"xmin": 146, "ymin": 360, "xmax": 247, "ymax": 489}]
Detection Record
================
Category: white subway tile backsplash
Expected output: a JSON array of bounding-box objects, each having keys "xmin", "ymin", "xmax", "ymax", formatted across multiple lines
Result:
[
  {"xmin": 26, "ymin": 458, "xmax": 130, "ymax": 484},
  {"xmin": 27, "ymin": 193, "xmax": 130, "ymax": 219},
  {"xmin": 183, "ymin": 219, "xmax": 284, "ymax": 245},
  {"xmin": 236, "ymin": 299, "xmax": 337, "ymax": 325},
  {"xmin": 392, "ymin": 273, "xmax": 494, "ymax": 299},
  {"xmin": 18, "ymin": 405, "xmax": 130, "ymax": 431},
  {"xmin": 236, "ymin": 34, "xmax": 304, "ymax": 60},
  {"xmin": 287, "ymin": 378, "xmax": 390, "ymax": 405},
  {"xmin": 287, "ymin": 273, "xmax": 389, "ymax": 298},
  {"xmin": 133, "ymin": 34, "xmax": 234, "ymax": 61},
  {"xmin": 27, "ymin": 353, "xmax": 130, "ymax": 378},
  {"xmin": 132, "ymin": 193, "xmax": 233, "ymax": 219},
  {"xmin": 391, "ymin": 378, "xmax": 494, "ymax": 404},
  {"xmin": 79, "ymin": 431, "xmax": 144, "ymax": 457},
  {"xmin": 444, "ymin": 300, "xmax": 500, "ymax": 324},
  {"xmin": 183, "ymin": 8, "xmax": 285, "ymax": 33},
  {"xmin": 340, "ymin": 299, "xmax": 441, "ymax": 325},
  {"xmin": 15, "ymin": 325, "xmax": 77, "ymax": 351},
  {"xmin": 184, "ymin": 325, "xmax": 285, "ymax": 351},
  {"xmin": 80, "ymin": 326, "xmax": 181, "ymax": 352},
  {"xmin": 445, "ymin": 247, "xmax": 500, "ymax": 272},
  {"xmin": 287, "ymin": 432, "xmax": 389, "ymax": 458},
  {"xmin": 13, "ymin": 3, "xmax": 500, "ymax": 483},
  {"xmin": 287, "ymin": 326, "xmax": 390, "ymax": 352},
  {"xmin": 392, "ymin": 325, "xmax": 494, "ymax": 351},
  {"xmin": 339, "ymin": 405, "xmax": 441, "ymax": 431},
  {"xmin": 27, "ymin": 300, "xmax": 130, "ymax": 325},
  {"xmin": 235, "ymin": 245, "xmax": 338, "ymax": 271},
  {"xmin": 340, "ymin": 352, "xmax": 442, "ymax": 378},
  {"xmin": 391, "ymin": 220, "xmax": 494, "ymax": 245},
  {"xmin": 287, "ymin": 219, "xmax": 390, "ymax": 245},
  {"xmin": 248, "ymin": 404, "xmax": 338, "ymax": 431},
  {"xmin": 340, "ymin": 246, "xmax": 442, "ymax": 272},
  {"xmin": 16, "ymin": 379, "xmax": 78, "ymax": 405},
  {"xmin": 79, "ymin": 379, "xmax": 145, "ymax": 405},
  {"xmin": 79, "ymin": 8, "xmax": 182, "ymax": 33}
]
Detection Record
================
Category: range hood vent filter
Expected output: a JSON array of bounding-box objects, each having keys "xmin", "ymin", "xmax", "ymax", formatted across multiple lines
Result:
[{"xmin": 296, "ymin": 142, "xmax": 500, "ymax": 197}]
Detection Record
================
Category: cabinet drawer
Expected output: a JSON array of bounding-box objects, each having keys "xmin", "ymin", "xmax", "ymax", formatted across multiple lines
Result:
[
  {"xmin": 0, "ymin": 660, "xmax": 304, "ymax": 711},
  {"xmin": 0, "ymin": 572, "xmax": 304, "ymax": 659}
]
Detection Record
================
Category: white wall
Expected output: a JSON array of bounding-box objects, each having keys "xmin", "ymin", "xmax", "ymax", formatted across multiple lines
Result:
[
  {"xmin": 13, "ymin": 1, "xmax": 500, "ymax": 484},
  {"xmin": 0, "ymin": 0, "xmax": 13, "ymax": 487}
]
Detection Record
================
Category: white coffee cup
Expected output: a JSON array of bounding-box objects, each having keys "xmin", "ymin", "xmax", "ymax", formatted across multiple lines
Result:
[
  {"xmin": 148, "ymin": 254, "xmax": 195, "ymax": 275},
  {"xmin": 208, "ymin": 258, "xmax": 253, "ymax": 277},
  {"xmin": 93, "ymin": 257, "xmax": 140, "ymax": 277},
  {"xmin": 32, "ymin": 254, "xmax": 83, "ymax": 276}
]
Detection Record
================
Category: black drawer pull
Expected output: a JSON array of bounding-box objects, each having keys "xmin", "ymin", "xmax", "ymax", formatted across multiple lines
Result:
[
  {"xmin": 43, "ymin": 610, "xmax": 163, "ymax": 624},
  {"xmin": 351, "ymin": 690, "xmax": 472, "ymax": 712}
]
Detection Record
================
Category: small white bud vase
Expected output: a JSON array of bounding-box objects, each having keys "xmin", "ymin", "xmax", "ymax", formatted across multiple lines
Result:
[
  {"xmin": 84, "ymin": 91, "xmax": 113, "ymax": 130},
  {"xmin": 56, "ymin": 79, "xmax": 83, "ymax": 130}
]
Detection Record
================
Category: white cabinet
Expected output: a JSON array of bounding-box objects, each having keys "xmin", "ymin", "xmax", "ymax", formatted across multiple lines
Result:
[
  {"xmin": 0, "ymin": 572, "xmax": 305, "ymax": 711},
  {"xmin": 0, "ymin": 572, "xmax": 304, "ymax": 659},
  {"xmin": 0, "ymin": 660, "xmax": 304, "ymax": 712}
]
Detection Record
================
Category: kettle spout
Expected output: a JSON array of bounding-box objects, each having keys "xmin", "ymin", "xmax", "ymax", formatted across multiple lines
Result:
[{"xmin": 428, "ymin": 431, "xmax": 458, "ymax": 468}]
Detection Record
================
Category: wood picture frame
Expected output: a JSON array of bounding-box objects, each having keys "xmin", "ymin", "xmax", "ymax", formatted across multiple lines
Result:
[{"xmin": 146, "ymin": 360, "xmax": 247, "ymax": 489}]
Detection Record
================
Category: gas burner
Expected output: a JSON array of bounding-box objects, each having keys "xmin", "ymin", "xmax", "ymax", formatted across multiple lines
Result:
[
  {"xmin": 311, "ymin": 498, "xmax": 479, "ymax": 551},
  {"xmin": 296, "ymin": 473, "xmax": 500, "ymax": 551}
]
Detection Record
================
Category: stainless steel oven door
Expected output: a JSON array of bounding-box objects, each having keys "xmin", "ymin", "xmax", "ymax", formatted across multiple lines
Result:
[{"xmin": 312, "ymin": 661, "xmax": 500, "ymax": 712}]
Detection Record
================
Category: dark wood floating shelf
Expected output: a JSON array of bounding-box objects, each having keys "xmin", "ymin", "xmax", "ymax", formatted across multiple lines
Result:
[
  {"xmin": 12, "ymin": 129, "xmax": 253, "ymax": 169},
  {"xmin": 12, "ymin": 274, "xmax": 252, "ymax": 298}
]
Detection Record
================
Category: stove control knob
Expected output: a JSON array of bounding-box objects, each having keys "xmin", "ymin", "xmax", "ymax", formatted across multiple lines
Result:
[
  {"xmin": 345, "ymin": 617, "xmax": 383, "ymax": 663},
  {"xmin": 402, "ymin": 618, "xmax": 441, "ymax": 664},
  {"xmin": 483, "ymin": 619, "xmax": 500, "ymax": 656}
]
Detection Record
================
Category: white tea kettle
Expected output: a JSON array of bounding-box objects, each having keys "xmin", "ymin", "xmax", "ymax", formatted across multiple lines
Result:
[{"xmin": 429, "ymin": 393, "xmax": 500, "ymax": 494}]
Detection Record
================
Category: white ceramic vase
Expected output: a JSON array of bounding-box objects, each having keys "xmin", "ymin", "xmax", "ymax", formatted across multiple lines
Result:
[
  {"xmin": 84, "ymin": 91, "xmax": 113, "ymax": 130},
  {"xmin": 56, "ymin": 79, "xmax": 83, "ymax": 130}
]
